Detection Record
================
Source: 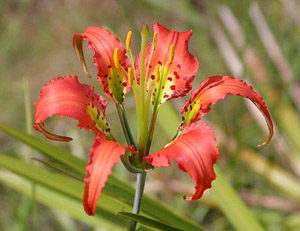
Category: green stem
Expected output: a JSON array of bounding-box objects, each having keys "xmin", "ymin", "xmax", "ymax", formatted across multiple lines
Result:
[
  {"xmin": 146, "ymin": 109, "xmax": 158, "ymax": 155},
  {"xmin": 115, "ymin": 103, "xmax": 142, "ymax": 173},
  {"xmin": 130, "ymin": 171, "xmax": 147, "ymax": 231},
  {"xmin": 116, "ymin": 103, "xmax": 137, "ymax": 149}
]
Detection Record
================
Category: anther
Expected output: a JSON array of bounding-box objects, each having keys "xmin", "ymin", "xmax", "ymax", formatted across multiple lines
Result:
[
  {"xmin": 167, "ymin": 44, "xmax": 175, "ymax": 64},
  {"xmin": 113, "ymin": 48, "xmax": 121, "ymax": 69},
  {"xmin": 153, "ymin": 32, "xmax": 158, "ymax": 50},
  {"xmin": 127, "ymin": 67, "xmax": 133, "ymax": 86},
  {"xmin": 126, "ymin": 31, "xmax": 132, "ymax": 50},
  {"xmin": 155, "ymin": 65, "xmax": 160, "ymax": 83}
]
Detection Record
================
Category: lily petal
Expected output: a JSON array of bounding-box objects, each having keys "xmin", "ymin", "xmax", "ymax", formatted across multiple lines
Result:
[
  {"xmin": 136, "ymin": 23, "xmax": 199, "ymax": 107},
  {"xmin": 84, "ymin": 134, "xmax": 135, "ymax": 215},
  {"xmin": 181, "ymin": 76, "xmax": 273, "ymax": 147},
  {"xmin": 145, "ymin": 123, "xmax": 219, "ymax": 201},
  {"xmin": 73, "ymin": 27, "xmax": 130, "ymax": 103},
  {"xmin": 34, "ymin": 75, "xmax": 110, "ymax": 141}
]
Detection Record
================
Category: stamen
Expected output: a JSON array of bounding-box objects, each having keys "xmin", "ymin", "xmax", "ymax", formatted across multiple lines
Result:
[
  {"xmin": 126, "ymin": 31, "xmax": 132, "ymax": 50},
  {"xmin": 153, "ymin": 32, "xmax": 158, "ymax": 50},
  {"xmin": 113, "ymin": 48, "xmax": 121, "ymax": 69},
  {"xmin": 155, "ymin": 65, "xmax": 160, "ymax": 83},
  {"xmin": 145, "ymin": 31, "xmax": 158, "ymax": 82},
  {"xmin": 128, "ymin": 67, "xmax": 133, "ymax": 86},
  {"xmin": 167, "ymin": 44, "xmax": 175, "ymax": 64}
]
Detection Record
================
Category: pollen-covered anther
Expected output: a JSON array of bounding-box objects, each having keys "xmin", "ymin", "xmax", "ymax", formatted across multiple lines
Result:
[
  {"xmin": 113, "ymin": 48, "xmax": 121, "ymax": 69},
  {"xmin": 155, "ymin": 65, "xmax": 160, "ymax": 83},
  {"xmin": 167, "ymin": 44, "xmax": 175, "ymax": 65},
  {"xmin": 126, "ymin": 31, "xmax": 132, "ymax": 50},
  {"xmin": 153, "ymin": 32, "xmax": 158, "ymax": 50},
  {"xmin": 127, "ymin": 67, "xmax": 133, "ymax": 86}
]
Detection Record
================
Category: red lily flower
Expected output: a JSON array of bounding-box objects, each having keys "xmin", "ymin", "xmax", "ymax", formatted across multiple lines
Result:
[
  {"xmin": 145, "ymin": 76, "xmax": 273, "ymax": 200},
  {"xmin": 34, "ymin": 22, "xmax": 273, "ymax": 216}
]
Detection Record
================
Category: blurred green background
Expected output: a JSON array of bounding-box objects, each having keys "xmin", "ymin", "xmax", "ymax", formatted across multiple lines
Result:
[{"xmin": 0, "ymin": 0, "xmax": 299, "ymax": 230}]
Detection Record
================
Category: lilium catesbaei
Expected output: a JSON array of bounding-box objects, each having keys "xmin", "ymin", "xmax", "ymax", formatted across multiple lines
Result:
[{"xmin": 34, "ymin": 23, "xmax": 273, "ymax": 216}]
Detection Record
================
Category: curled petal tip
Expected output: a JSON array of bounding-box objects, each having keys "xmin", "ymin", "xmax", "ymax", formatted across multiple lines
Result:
[
  {"xmin": 36, "ymin": 124, "xmax": 73, "ymax": 142},
  {"xmin": 34, "ymin": 76, "xmax": 109, "ymax": 141},
  {"xmin": 73, "ymin": 27, "xmax": 130, "ymax": 103},
  {"xmin": 183, "ymin": 195, "xmax": 191, "ymax": 201},
  {"xmin": 181, "ymin": 76, "xmax": 274, "ymax": 147},
  {"xmin": 73, "ymin": 35, "xmax": 92, "ymax": 78},
  {"xmin": 256, "ymin": 131, "xmax": 273, "ymax": 148}
]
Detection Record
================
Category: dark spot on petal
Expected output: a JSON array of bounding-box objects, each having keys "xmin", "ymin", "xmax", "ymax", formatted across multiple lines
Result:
[
  {"xmin": 122, "ymin": 82, "xmax": 128, "ymax": 87},
  {"xmin": 170, "ymin": 85, "xmax": 176, "ymax": 90},
  {"xmin": 177, "ymin": 64, "xmax": 181, "ymax": 69},
  {"xmin": 167, "ymin": 77, "xmax": 173, "ymax": 81},
  {"xmin": 158, "ymin": 61, "xmax": 162, "ymax": 65},
  {"xmin": 151, "ymin": 75, "xmax": 155, "ymax": 80}
]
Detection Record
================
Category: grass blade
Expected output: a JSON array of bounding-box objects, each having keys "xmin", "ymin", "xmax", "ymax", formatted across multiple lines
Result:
[
  {"xmin": 0, "ymin": 171, "xmax": 126, "ymax": 230},
  {"xmin": 116, "ymin": 212, "xmax": 184, "ymax": 231}
]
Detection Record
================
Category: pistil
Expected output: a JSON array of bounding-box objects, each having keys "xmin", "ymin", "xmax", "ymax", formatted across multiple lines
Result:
[{"xmin": 137, "ymin": 24, "xmax": 149, "ymax": 165}]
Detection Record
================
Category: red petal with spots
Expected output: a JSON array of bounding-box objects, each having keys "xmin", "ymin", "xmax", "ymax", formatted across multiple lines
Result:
[
  {"xmin": 34, "ymin": 75, "xmax": 107, "ymax": 141},
  {"xmin": 73, "ymin": 27, "xmax": 130, "ymax": 103},
  {"xmin": 145, "ymin": 123, "xmax": 219, "ymax": 201},
  {"xmin": 181, "ymin": 76, "xmax": 273, "ymax": 147},
  {"xmin": 84, "ymin": 134, "xmax": 135, "ymax": 215},
  {"xmin": 136, "ymin": 23, "xmax": 199, "ymax": 102}
]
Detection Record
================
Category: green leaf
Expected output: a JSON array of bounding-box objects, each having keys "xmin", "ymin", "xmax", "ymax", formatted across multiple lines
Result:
[
  {"xmin": 0, "ymin": 154, "xmax": 129, "ymax": 213},
  {"xmin": 0, "ymin": 171, "xmax": 126, "ymax": 230},
  {"xmin": 157, "ymin": 102, "xmax": 266, "ymax": 231},
  {"xmin": 0, "ymin": 123, "xmax": 201, "ymax": 231},
  {"xmin": 211, "ymin": 167, "xmax": 265, "ymax": 231},
  {"xmin": 116, "ymin": 212, "xmax": 183, "ymax": 231}
]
